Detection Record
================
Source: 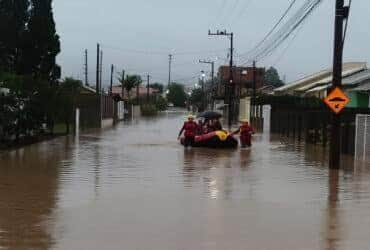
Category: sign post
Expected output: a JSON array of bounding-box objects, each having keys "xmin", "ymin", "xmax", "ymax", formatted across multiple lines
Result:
[
  {"xmin": 324, "ymin": 87, "xmax": 350, "ymax": 114},
  {"xmin": 328, "ymin": 0, "xmax": 348, "ymax": 169}
]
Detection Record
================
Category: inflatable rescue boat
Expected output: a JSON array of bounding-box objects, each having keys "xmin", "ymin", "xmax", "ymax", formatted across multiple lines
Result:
[{"xmin": 180, "ymin": 130, "xmax": 238, "ymax": 148}]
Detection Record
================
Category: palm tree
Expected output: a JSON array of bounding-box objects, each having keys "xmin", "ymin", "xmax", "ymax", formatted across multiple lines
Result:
[{"xmin": 118, "ymin": 74, "xmax": 142, "ymax": 101}]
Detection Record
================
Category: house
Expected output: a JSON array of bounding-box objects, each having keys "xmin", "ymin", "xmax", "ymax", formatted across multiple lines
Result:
[
  {"xmin": 111, "ymin": 85, "xmax": 159, "ymax": 101},
  {"xmin": 348, "ymin": 81, "xmax": 370, "ymax": 108},
  {"xmin": 304, "ymin": 68, "xmax": 370, "ymax": 104},
  {"xmin": 274, "ymin": 62, "xmax": 367, "ymax": 96},
  {"xmin": 216, "ymin": 65, "xmax": 265, "ymax": 98}
]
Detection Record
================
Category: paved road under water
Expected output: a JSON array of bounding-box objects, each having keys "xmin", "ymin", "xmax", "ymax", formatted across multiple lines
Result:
[{"xmin": 1, "ymin": 112, "xmax": 370, "ymax": 250}]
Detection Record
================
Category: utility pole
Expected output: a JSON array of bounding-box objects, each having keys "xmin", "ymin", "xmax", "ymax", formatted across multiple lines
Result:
[
  {"xmin": 168, "ymin": 54, "xmax": 173, "ymax": 87},
  {"xmin": 252, "ymin": 60, "xmax": 257, "ymax": 124},
  {"xmin": 121, "ymin": 70, "xmax": 125, "ymax": 100},
  {"xmin": 100, "ymin": 50, "xmax": 103, "ymax": 92},
  {"xmin": 84, "ymin": 49, "xmax": 88, "ymax": 86},
  {"xmin": 96, "ymin": 43, "xmax": 100, "ymax": 94},
  {"xmin": 208, "ymin": 30, "xmax": 234, "ymax": 129},
  {"xmin": 136, "ymin": 77, "xmax": 140, "ymax": 106},
  {"xmin": 200, "ymin": 70, "xmax": 206, "ymax": 111},
  {"xmin": 146, "ymin": 74, "xmax": 150, "ymax": 103},
  {"xmin": 199, "ymin": 59, "xmax": 215, "ymax": 110},
  {"xmin": 330, "ymin": 0, "xmax": 348, "ymax": 169},
  {"xmin": 110, "ymin": 64, "xmax": 114, "ymax": 95}
]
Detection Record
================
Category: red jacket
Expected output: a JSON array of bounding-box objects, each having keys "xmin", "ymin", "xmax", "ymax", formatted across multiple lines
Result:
[
  {"xmin": 240, "ymin": 125, "xmax": 253, "ymax": 138},
  {"xmin": 179, "ymin": 121, "xmax": 198, "ymax": 137}
]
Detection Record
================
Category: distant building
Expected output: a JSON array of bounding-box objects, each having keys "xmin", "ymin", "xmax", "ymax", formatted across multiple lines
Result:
[
  {"xmin": 111, "ymin": 85, "xmax": 159, "ymax": 101},
  {"xmin": 216, "ymin": 65, "xmax": 265, "ymax": 98}
]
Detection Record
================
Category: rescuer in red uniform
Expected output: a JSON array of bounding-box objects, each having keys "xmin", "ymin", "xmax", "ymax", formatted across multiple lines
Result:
[
  {"xmin": 233, "ymin": 119, "xmax": 254, "ymax": 147},
  {"xmin": 178, "ymin": 115, "xmax": 198, "ymax": 147}
]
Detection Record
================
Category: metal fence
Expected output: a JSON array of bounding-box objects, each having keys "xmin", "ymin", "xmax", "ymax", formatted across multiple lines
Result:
[{"xmin": 355, "ymin": 114, "xmax": 370, "ymax": 162}]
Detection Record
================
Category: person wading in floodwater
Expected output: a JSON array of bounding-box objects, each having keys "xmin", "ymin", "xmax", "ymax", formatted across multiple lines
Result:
[
  {"xmin": 178, "ymin": 115, "xmax": 198, "ymax": 147},
  {"xmin": 232, "ymin": 119, "xmax": 254, "ymax": 148}
]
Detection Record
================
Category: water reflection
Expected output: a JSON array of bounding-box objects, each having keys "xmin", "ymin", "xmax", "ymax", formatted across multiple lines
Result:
[
  {"xmin": 324, "ymin": 169, "xmax": 341, "ymax": 250},
  {"xmin": 0, "ymin": 138, "xmax": 71, "ymax": 249},
  {"xmin": 0, "ymin": 112, "xmax": 370, "ymax": 250}
]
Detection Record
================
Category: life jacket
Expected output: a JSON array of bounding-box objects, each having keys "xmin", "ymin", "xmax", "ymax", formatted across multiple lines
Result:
[{"xmin": 184, "ymin": 121, "xmax": 198, "ymax": 137}]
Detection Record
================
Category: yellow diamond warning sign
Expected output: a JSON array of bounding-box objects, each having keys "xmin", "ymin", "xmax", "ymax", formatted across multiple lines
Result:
[{"xmin": 324, "ymin": 87, "xmax": 350, "ymax": 114}]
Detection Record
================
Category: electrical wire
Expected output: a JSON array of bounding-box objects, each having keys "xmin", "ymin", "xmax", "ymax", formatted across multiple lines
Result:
[
  {"xmin": 214, "ymin": 0, "xmax": 228, "ymax": 25},
  {"xmin": 240, "ymin": 0, "xmax": 312, "ymax": 61},
  {"xmin": 224, "ymin": 0, "xmax": 241, "ymax": 25},
  {"xmin": 245, "ymin": 0, "xmax": 298, "ymax": 56},
  {"xmin": 217, "ymin": 0, "xmax": 239, "ymax": 27},
  {"xmin": 271, "ymin": 22, "xmax": 304, "ymax": 66},
  {"xmin": 240, "ymin": 0, "xmax": 323, "ymax": 65},
  {"xmin": 231, "ymin": 0, "xmax": 253, "ymax": 25}
]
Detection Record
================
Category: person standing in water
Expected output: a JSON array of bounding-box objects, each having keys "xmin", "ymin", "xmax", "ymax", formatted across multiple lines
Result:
[
  {"xmin": 232, "ymin": 119, "xmax": 254, "ymax": 147},
  {"xmin": 178, "ymin": 115, "xmax": 198, "ymax": 147}
]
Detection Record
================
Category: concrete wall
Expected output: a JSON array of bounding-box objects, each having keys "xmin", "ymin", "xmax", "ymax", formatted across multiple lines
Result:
[{"xmin": 239, "ymin": 97, "xmax": 251, "ymax": 122}]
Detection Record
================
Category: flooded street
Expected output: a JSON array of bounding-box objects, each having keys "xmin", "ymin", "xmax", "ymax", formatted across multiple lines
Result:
[{"xmin": 1, "ymin": 112, "xmax": 370, "ymax": 250}]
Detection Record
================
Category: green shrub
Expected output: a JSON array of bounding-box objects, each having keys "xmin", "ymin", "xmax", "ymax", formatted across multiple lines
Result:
[
  {"xmin": 155, "ymin": 96, "xmax": 168, "ymax": 111},
  {"xmin": 141, "ymin": 104, "xmax": 158, "ymax": 116}
]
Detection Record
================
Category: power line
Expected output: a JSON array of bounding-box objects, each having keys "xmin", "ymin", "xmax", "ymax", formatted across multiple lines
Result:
[
  {"xmin": 240, "ymin": 0, "xmax": 324, "ymax": 65},
  {"xmin": 245, "ymin": 0, "xmax": 298, "ymax": 56},
  {"xmin": 224, "ymin": 0, "xmax": 241, "ymax": 26},
  {"xmin": 101, "ymin": 43, "xmax": 227, "ymax": 57},
  {"xmin": 271, "ymin": 23, "xmax": 304, "ymax": 67},
  {"xmin": 213, "ymin": 0, "xmax": 230, "ymax": 26},
  {"xmin": 230, "ymin": 0, "xmax": 253, "ymax": 25}
]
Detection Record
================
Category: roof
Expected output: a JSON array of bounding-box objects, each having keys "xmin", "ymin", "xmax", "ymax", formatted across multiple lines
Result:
[
  {"xmin": 305, "ymin": 69, "xmax": 370, "ymax": 94},
  {"xmin": 296, "ymin": 65, "xmax": 368, "ymax": 92},
  {"xmin": 350, "ymin": 81, "xmax": 370, "ymax": 92},
  {"xmin": 274, "ymin": 69, "xmax": 331, "ymax": 92},
  {"xmin": 342, "ymin": 69, "xmax": 370, "ymax": 85},
  {"xmin": 80, "ymin": 85, "xmax": 97, "ymax": 94},
  {"xmin": 111, "ymin": 85, "xmax": 159, "ymax": 101},
  {"xmin": 274, "ymin": 62, "xmax": 367, "ymax": 94}
]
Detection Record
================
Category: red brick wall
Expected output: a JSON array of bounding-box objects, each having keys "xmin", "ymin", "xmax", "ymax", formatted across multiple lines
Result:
[{"xmin": 218, "ymin": 66, "xmax": 265, "ymax": 89}]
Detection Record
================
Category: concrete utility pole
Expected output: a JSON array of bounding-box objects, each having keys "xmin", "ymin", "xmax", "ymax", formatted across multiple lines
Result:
[
  {"xmin": 84, "ymin": 49, "xmax": 88, "ymax": 86},
  {"xmin": 252, "ymin": 60, "xmax": 257, "ymax": 122},
  {"xmin": 110, "ymin": 64, "xmax": 114, "ymax": 95},
  {"xmin": 199, "ymin": 59, "xmax": 215, "ymax": 110},
  {"xmin": 121, "ymin": 70, "xmax": 125, "ymax": 100},
  {"xmin": 330, "ymin": 0, "xmax": 349, "ymax": 169},
  {"xmin": 99, "ymin": 50, "xmax": 103, "ymax": 92},
  {"xmin": 200, "ymin": 70, "xmax": 206, "ymax": 111},
  {"xmin": 168, "ymin": 54, "xmax": 173, "ymax": 87},
  {"xmin": 96, "ymin": 43, "xmax": 100, "ymax": 94},
  {"xmin": 146, "ymin": 74, "xmax": 150, "ymax": 103},
  {"xmin": 208, "ymin": 30, "xmax": 234, "ymax": 129}
]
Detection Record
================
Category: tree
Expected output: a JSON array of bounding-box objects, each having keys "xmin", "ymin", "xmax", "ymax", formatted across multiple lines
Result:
[
  {"xmin": 150, "ymin": 83, "xmax": 164, "ymax": 94},
  {"xmin": 22, "ymin": 0, "xmax": 61, "ymax": 81},
  {"xmin": 0, "ymin": 0, "xmax": 29, "ymax": 73},
  {"xmin": 264, "ymin": 67, "xmax": 284, "ymax": 88},
  {"xmin": 166, "ymin": 83, "xmax": 187, "ymax": 107},
  {"xmin": 189, "ymin": 88, "xmax": 205, "ymax": 111},
  {"xmin": 118, "ymin": 74, "xmax": 142, "ymax": 101}
]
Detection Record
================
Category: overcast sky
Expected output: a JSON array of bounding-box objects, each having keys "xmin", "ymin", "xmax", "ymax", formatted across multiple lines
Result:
[{"xmin": 53, "ymin": 0, "xmax": 370, "ymax": 87}]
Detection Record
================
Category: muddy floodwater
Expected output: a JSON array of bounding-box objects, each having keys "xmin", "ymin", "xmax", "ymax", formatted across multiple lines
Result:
[{"xmin": 1, "ymin": 111, "xmax": 370, "ymax": 250}]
